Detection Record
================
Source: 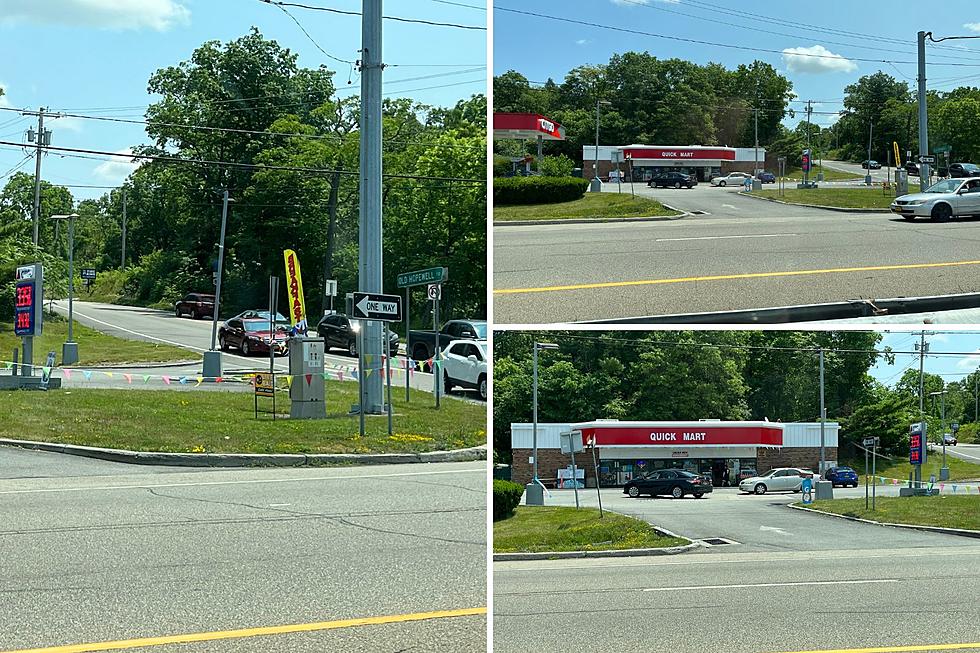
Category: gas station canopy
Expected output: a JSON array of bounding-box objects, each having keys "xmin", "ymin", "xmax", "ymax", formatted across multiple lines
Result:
[{"xmin": 493, "ymin": 112, "xmax": 566, "ymax": 141}]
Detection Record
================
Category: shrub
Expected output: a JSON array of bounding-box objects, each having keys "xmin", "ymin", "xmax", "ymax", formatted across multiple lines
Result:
[
  {"xmin": 493, "ymin": 479, "xmax": 525, "ymax": 521},
  {"xmin": 493, "ymin": 154, "xmax": 513, "ymax": 177},
  {"xmin": 494, "ymin": 176, "xmax": 589, "ymax": 206},
  {"xmin": 539, "ymin": 154, "xmax": 575, "ymax": 177}
]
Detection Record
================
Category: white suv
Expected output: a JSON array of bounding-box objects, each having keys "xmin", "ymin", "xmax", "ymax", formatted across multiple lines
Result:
[{"xmin": 442, "ymin": 339, "xmax": 487, "ymax": 400}]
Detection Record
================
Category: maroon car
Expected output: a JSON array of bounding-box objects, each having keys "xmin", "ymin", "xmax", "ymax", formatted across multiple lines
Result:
[
  {"xmin": 174, "ymin": 293, "xmax": 215, "ymax": 319},
  {"xmin": 218, "ymin": 318, "xmax": 289, "ymax": 356}
]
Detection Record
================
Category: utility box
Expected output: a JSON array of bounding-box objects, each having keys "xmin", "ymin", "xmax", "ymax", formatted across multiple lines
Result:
[
  {"xmin": 288, "ymin": 336, "xmax": 326, "ymax": 419},
  {"xmin": 895, "ymin": 169, "xmax": 908, "ymax": 196}
]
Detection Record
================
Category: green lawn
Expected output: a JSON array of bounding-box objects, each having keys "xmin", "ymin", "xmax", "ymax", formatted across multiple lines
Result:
[
  {"xmin": 0, "ymin": 385, "xmax": 485, "ymax": 454},
  {"xmin": 494, "ymin": 192, "xmax": 679, "ymax": 221},
  {"xmin": 493, "ymin": 506, "xmax": 687, "ymax": 553},
  {"xmin": 783, "ymin": 165, "xmax": 863, "ymax": 181},
  {"xmin": 844, "ymin": 453, "xmax": 980, "ymax": 483},
  {"xmin": 802, "ymin": 496, "xmax": 980, "ymax": 531},
  {"xmin": 754, "ymin": 187, "xmax": 915, "ymax": 209},
  {"xmin": 0, "ymin": 316, "xmax": 194, "ymax": 367}
]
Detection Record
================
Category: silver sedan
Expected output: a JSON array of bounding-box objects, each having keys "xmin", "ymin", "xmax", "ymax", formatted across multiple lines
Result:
[{"xmin": 890, "ymin": 178, "xmax": 980, "ymax": 222}]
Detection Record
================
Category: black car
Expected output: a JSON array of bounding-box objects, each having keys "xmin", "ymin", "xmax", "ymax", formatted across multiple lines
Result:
[
  {"xmin": 623, "ymin": 469, "xmax": 713, "ymax": 499},
  {"xmin": 316, "ymin": 313, "xmax": 399, "ymax": 357},
  {"xmin": 648, "ymin": 172, "xmax": 697, "ymax": 189},
  {"xmin": 948, "ymin": 162, "xmax": 980, "ymax": 178},
  {"xmin": 861, "ymin": 160, "xmax": 881, "ymax": 169}
]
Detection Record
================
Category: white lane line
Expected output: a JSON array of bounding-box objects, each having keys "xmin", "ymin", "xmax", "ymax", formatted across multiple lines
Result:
[
  {"xmin": 641, "ymin": 579, "xmax": 898, "ymax": 592},
  {"xmin": 721, "ymin": 203, "xmax": 738, "ymax": 209},
  {"xmin": 655, "ymin": 233, "xmax": 796, "ymax": 243},
  {"xmin": 0, "ymin": 467, "xmax": 486, "ymax": 495},
  {"xmin": 62, "ymin": 306, "xmax": 212, "ymax": 354}
]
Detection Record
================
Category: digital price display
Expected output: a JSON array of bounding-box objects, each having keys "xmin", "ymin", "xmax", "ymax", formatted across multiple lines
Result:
[
  {"xmin": 801, "ymin": 149, "xmax": 812, "ymax": 173},
  {"xmin": 14, "ymin": 279, "xmax": 37, "ymax": 336},
  {"xmin": 909, "ymin": 433, "xmax": 923, "ymax": 465}
]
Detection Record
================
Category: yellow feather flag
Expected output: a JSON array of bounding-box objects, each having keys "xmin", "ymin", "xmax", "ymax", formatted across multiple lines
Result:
[{"xmin": 283, "ymin": 249, "xmax": 308, "ymax": 333}]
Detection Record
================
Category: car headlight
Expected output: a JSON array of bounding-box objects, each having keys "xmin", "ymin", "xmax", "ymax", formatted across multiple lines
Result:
[{"xmin": 906, "ymin": 200, "xmax": 926, "ymax": 207}]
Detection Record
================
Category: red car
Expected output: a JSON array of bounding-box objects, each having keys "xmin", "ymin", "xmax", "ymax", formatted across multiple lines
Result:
[
  {"xmin": 218, "ymin": 318, "xmax": 289, "ymax": 356},
  {"xmin": 174, "ymin": 293, "xmax": 215, "ymax": 319}
]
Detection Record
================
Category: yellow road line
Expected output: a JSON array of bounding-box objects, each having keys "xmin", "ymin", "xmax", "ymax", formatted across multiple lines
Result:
[
  {"xmin": 493, "ymin": 260, "xmax": 980, "ymax": 295},
  {"xmin": 0, "ymin": 607, "xmax": 487, "ymax": 653},
  {"xmin": 767, "ymin": 644, "xmax": 980, "ymax": 653}
]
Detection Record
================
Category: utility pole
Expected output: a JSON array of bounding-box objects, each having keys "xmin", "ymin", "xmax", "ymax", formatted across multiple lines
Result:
[
  {"xmin": 916, "ymin": 331, "xmax": 928, "ymax": 488},
  {"xmin": 819, "ymin": 348, "xmax": 825, "ymax": 474},
  {"xmin": 865, "ymin": 118, "xmax": 874, "ymax": 186},
  {"xmin": 120, "ymin": 189, "xmax": 127, "ymax": 271},
  {"xmin": 359, "ymin": 0, "xmax": 384, "ymax": 413},
  {"xmin": 804, "ymin": 100, "xmax": 813, "ymax": 186},
  {"xmin": 917, "ymin": 31, "xmax": 930, "ymax": 187},
  {"xmin": 754, "ymin": 107, "xmax": 760, "ymax": 178},
  {"xmin": 24, "ymin": 108, "xmax": 52, "ymax": 247}
]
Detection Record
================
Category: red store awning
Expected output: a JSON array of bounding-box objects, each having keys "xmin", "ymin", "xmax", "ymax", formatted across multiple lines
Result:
[
  {"xmin": 572, "ymin": 421, "xmax": 783, "ymax": 448},
  {"xmin": 493, "ymin": 112, "xmax": 566, "ymax": 141}
]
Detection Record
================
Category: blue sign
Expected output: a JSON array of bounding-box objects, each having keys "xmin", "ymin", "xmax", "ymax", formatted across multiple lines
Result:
[
  {"xmin": 801, "ymin": 477, "xmax": 814, "ymax": 504},
  {"xmin": 909, "ymin": 423, "xmax": 927, "ymax": 465},
  {"xmin": 14, "ymin": 279, "xmax": 39, "ymax": 336}
]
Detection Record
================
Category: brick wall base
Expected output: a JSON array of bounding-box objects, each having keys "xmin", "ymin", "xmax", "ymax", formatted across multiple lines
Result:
[{"xmin": 757, "ymin": 447, "xmax": 838, "ymax": 474}]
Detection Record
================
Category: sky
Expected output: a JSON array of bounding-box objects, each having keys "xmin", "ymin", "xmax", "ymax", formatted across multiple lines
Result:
[
  {"xmin": 0, "ymin": 0, "xmax": 487, "ymax": 201},
  {"xmin": 493, "ymin": 0, "xmax": 980, "ymax": 134},
  {"xmin": 871, "ymin": 331, "xmax": 980, "ymax": 388}
]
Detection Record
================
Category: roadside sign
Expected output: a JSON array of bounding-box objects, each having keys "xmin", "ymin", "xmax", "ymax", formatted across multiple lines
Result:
[
  {"xmin": 610, "ymin": 150, "xmax": 623, "ymax": 164},
  {"xmin": 863, "ymin": 437, "xmax": 879, "ymax": 447},
  {"xmin": 919, "ymin": 155, "xmax": 936, "ymax": 164},
  {"xmin": 910, "ymin": 423, "xmax": 927, "ymax": 465},
  {"xmin": 893, "ymin": 142, "xmax": 901, "ymax": 168},
  {"xmin": 397, "ymin": 267, "xmax": 448, "ymax": 288},
  {"xmin": 427, "ymin": 284, "xmax": 441, "ymax": 301},
  {"xmin": 351, "ymin": 292, "xmax": 402, "ymax": 322},
  {"xmin": 801, "ymin": 149, "xmax": 811, "ymax": 173},
  {"xmin": 14, "ymin": 263, "xmax": 43, "ymax": 337},
  {"xmin": 80, "ymin": 268, "xmax": 96, "ymax": 280},
  {"xmin": 39, "ymin": 351, "xmax": 56, "ymax": 390},
  {"xmin": 324, "ymin": 279, "xmax": 337, "ymax": 297},
  {"xmin": 559, "ymin": 430, "xmax": 584, "ymax": 454},
  {"xmin": 254, "ymin": 372, "xmax": 275, "ymax": 398},
  {"xmin": 934, "ymin": 145, "xmax": 951, "ymax": 154},
  {"xmin": 951, "ymin": 422, "xmax": 960, "ymax": 432}
]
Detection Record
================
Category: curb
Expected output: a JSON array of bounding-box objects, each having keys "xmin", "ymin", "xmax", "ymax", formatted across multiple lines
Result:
[
  {"xmin": 787, "ymin": 503, "xmax": 980, "ymax": 539},
  {"xmin": 494, "ymin": 204, "xmax": 688, "ymax": 227},
  {"xmin": 493, "ymin": 523, "xmax": 698, "ymax": 561},
  {"xmin": 0, "ymin": 438, "xmax": 487, "ymax": 468},
  {"xmin": 737, "ymin": 191, "xmax": 890, "ymax": 213}
]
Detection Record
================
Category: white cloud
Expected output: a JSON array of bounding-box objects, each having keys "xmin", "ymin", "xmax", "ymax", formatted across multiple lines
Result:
[
  {"xmin": 782, "ymin": 45, "xmax": 858, "ymax": 74},
  {"xmin": 575, "ymin": 39, "xmax": 591, "ymax": 46},
  {"xmin": 93, "ymin": 148, "xmax": 144, "ymax": 183},
  {"xmin": 964, "ymin": 22, "xmax": 980, "ymax": 33},
  {"xmin": 0, "ymin": 0, "xmax": 190, "ymax": 31},
  {"xmin": 956, "ymin": 350, "xmax": 980, "ymax": 369}
]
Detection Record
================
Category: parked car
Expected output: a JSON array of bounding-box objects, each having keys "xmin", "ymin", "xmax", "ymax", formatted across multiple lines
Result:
[
  {"xmin": 861, "ymin": 160, "xmax": 881, "ymax": 169},
  {"xmin": 904, "ymin": 161, "xmax": 919, "ymax": 175},
  {"xmin": 948, "ymin": 162, "xmax": 980, "ymax": 178},
  {"xmin": 230, "ymin": 309, "xmax": 289, "ymax": 323},
  {"xmin": 824, "ymin": 466, "xmax": 859, "ymax": 488},
  {"xmin": 408, "ymin": 319, "xmax": 487, "ymax": 362},
  {"xmin": 174, "ymin": 293, "xmax": 214, "ymax": 319},
  {"xmin": 756, "ymin": 171, "xmax": 776, "ymax": 183},
  {"xmin": 648, "ymin": 172, "xmax": 697, "ymax": 189},
  {"xmin": 738, "ymin": 468, "xmax": 814, "ymax": 495},
  {"xmin": 624, "ymin": 469, "xmax": 713, "ymax": 499},
  {"xmin": 316, "ymin": 313, "xmax": 399, "ymax": 357},
  {"xmin": 943, "ymin": 433, "xmax": 958, "ymax": 446},
  {"xmin": 890, "ymin": 177, "xmax": 980, "ymax": 222},
  {"xmin": 709, "ymin": 172, "xmax": 752, "ymax": 187},
  {"xmin": 218, "ymin": 318, "xmax": 288, "ymax": 356},
  {"xmin": 441, "ymin": 339, "xmax": 487, "ymax": 400}
]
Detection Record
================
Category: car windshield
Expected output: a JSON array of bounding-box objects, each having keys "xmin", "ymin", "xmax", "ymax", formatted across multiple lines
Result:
[
  {"xmin": 472, "ymin": 323, "xmax": 487, "ymax": 339},
  {"xmin": 925, "ymin": 179, "xmax": 962, "ymax": 193},
  {"xmin": 243, "ymin": 321, "xmax": 270, "ymax": 333}
]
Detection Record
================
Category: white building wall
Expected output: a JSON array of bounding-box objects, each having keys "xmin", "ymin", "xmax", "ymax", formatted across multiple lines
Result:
[{"xmin": 734, "ymin": 147, "xmax": 768, "ymax": 162}]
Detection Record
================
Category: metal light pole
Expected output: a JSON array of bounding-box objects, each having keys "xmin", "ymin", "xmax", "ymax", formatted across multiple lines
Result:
[
  {"xmin": 527, "ymin": 341, "xmax": 558, "ymax": 506},
  {"xmin": 865, "ymin": 118, "xmax": 874, "ymax": 186},
  {"xmin": 930, "ymin": 389, "xmax": 950, "ymax": 480},
  {"xmin": 50, "ymin": 213, "xmax": 80, "ymax": 365},
  {"xmin": 120, "ymin": 188, "xmax": 127, "ymax": 271},
  {"xmin": 917, "ymin": 31, "xmax": 931, "ymax": 188},
  {"xmin": 819, "ymin": 348, "xmax": 825, "ymax": 473},
  {"xmin": 590, "ymin": 99, "xmax": 610, "ymax": 192},
  {"xmin": 203, "ymin": 190, "xmax": 231, "ymax": 378}
]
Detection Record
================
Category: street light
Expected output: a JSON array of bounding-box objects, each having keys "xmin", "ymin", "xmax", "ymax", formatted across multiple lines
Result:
[
  {"xmin": 929, "ymin": 390, "xmax": 950, "ymax": 480},
  {"xmin": 527, "ymin": 341, "xmax": 559, "ymax": 506},
  {"xmin": 49, "ymin": 213, "xmax": 80, "ymax": 365},
  {"xmin": 203, "ymin": 190, "xmax": 234, "ymax": 379},
  {"xmin": 591, "ymin": 99, "xmax": 611, "ymax": 193}
]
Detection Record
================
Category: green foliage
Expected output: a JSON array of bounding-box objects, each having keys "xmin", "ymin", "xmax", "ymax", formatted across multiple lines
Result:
[
  {"xmin": 538, "ymin": 154, "xmax": 575, "ymax": 177},
  {"xmin": 493, "ymin": 480, "xmax": 525, "ymax": 521},
  {"xmin": 493, "ymin": 154, "xmax": 513, "ymax": 177},
  {"xmin": 842, "ymin": 394, "xmax": 916, "ymax": 456},
  {"xmin": 956, "ymin": 422, "xmax": 979, "ymax": 444},
  {"xmin": 493, "ymin": 176, "xmax": 589, "ymax": 205}
]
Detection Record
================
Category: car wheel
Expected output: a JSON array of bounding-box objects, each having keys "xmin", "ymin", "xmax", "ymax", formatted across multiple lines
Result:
[
  {"xmin": 478, "ymin": 374, "xmax": 487, "ymax": 401},
  {"xmin": 190, "ymin": 309, "xmax": 198, "ymax": 320},
  {"xmin": 931, "ymin": 203, "xmax": 953, "ymax": 223},
  {"xmin": 719, "ymin": 181, "xmax": 727, "ymax": 187},
  {"xmin": 671, "ymin": 486, "xmax": 684, "ymax": 499},
  {"xmin": 219, "ymin": 336, "xmax": 228, "ymax": 352},
  {"xmin": 412, "ymin": 344, "xmax": 429, "ymax": 363},
  {"xmin": 443, "ymin": 371, "xmax": 454, "ymax": 394},
  {"xmin": 694, "ymin": 493, "xmax": 704, "ymax": 499},
  {"xmin": 175, "ymin": 306, "xmax": 182, "ymax": 318},
  {"xmin": 674, "ymin": 182, "xmax": 681, "ymax": 189},
  {"xmin": 241, "ymin": 340, "xmax": 251, "ymax": 356},
  {"xmin": 627, "ymin": 486, "xmax": 640, "ymax": 498},
  {"xmin": 347, "ymin": 339, "xmax": 357, "ymax": 357},
  {"xmin": 754, "ymin": 483, "xmax": 767, "ymax": 495}
]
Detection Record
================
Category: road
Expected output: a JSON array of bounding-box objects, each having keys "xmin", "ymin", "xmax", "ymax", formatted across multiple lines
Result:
[
  {"xmin": 0, "ymin": 446, "xmax": 487, "ymax": 652},
  {"xmin": 493, "ymin": 184, "xmax": 980, "ymax": 323},
  {"xmin": 823, "ymin": 158, "xmax": 891, "ymax": 182},
  {"xmin": 944, "ymin": 442, "xmax": 980, "ymax": 464},
  {"xmin": 494, "ymin": 488, "xmax": 980, "ymax": 652}
]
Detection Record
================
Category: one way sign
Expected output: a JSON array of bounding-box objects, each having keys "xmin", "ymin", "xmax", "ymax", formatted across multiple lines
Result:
[{"xmin": 352, "ymin": 292, "xmax": 402, "ymax": 322}]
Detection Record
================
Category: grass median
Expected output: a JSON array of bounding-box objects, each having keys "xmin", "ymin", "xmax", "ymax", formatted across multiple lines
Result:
[
  {"xmin": 753, "ymin": 187, "xmax": 918, "ymax": 209},
  {"xmin": 493, "ymin": 506, "xmax": 687, "ymax": 553},
  {"xmin": 783, "ymin": 165, "xmax": 863, "ymax": 181},
  {"xmin": 494, "ymin": 192, "xmax": 679, "ymax": 222},
  {"xmin": 0, "ymin": 385, "xmax": 485, "ymax": 455},
  {"xmin": 0, "ymin": 316, "xmax": 193, "ymax": 367},
  {"xmin": 844, "ymin": 454, "xmax": 980, "ymax": 483},
  {"xmin": 801, "ymin": 495, "xmax": 980, "ymax": 531}
]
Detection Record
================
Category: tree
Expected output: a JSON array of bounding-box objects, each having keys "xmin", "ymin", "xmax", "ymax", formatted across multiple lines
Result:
[{"xmin": 842, "ymin": 393, "xmax": 915, "ymax": 456}]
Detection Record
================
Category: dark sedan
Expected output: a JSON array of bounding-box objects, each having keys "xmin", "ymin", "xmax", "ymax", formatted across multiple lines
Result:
[
  {"xmin": 623, "ymin": 469, "xmax": 713, "ymax": 499},
  {"xmin": 218, "ymin": 318, "xmax": 289, "ymax": 356},
  {"xmin": 861, "ymin": 160, "xmax": 882, "ymax": 169},
  {"xmin": 648, "ymin": 172, "xmax": 697, "ymax": 189},
  {"xmin": 316, "ymin": 313, "xmax": 399, "ymax": 357},
  {"xmin": 948, "ymin": 162, "xmax": 980, "ymax": 178}
]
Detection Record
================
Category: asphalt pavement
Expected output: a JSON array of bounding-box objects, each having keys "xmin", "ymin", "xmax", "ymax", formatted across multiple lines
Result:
[
  {"xmin": 0, "ymin": 447, "xmax": 487, "ymax": 652},
  {"xmin": 494, "ymin": 487, "xmax": 980, "ymax": 652},
  {"xmin": 493, "ymin": 184, "xmax": 980, "ymax": 323},
  {"xmin": 944, "ymin": 442, "xmax": 980, "ymax": 464}
]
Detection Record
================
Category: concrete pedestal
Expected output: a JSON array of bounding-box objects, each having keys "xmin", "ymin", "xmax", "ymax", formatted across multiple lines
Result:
[
  {"xmin": 752, "ymin": 179, "xmax": 762, "ymax": 191},
  {"xmin": 865, "ymin": 174, "xmax": 873, "ymax": 186},
  {"xmin": 939, "ymin": 467, "xmax": 950, "ymax": 481},
  {"xmin": 62, "ymin": 341, "xmax": 78, "ymax": 366},
  {"xmin": 899, "ymin": 487, "xmax": 940, "ymax": 497},
  {"xmin": 525, "ymin": 483, "xmax": 544, "ymax": 506},
  {"xmin": 814, "ymin": 480, "xmax": 834, "ymax": 500},
  {"xmin": 202, "ymin": 350, "xmax": 222, "ymax": 378},
  {"xmin": 589, "ymin": 178, "xmax": 602, "ymax": 193}
]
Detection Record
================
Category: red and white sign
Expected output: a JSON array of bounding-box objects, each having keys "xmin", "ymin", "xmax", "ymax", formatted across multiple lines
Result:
[
  {"xmin": 493, "ymin": 112, "xmax": 566, "ymax": 141},
  {"xmin": 622, "ymin": 147, "xmax": 736, "ymax": 161},
  {"xmin": 577, "ymin": 422, "xmax": 783, "ymax": 448}
]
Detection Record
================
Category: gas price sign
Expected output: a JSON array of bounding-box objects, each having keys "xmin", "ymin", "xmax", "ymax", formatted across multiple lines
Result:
[
  {"xmin": 14, "ymin": 280, "xmax": 38, "ymax": 335},
  {"xmin": 909, "ymin": 423, "xmax": 927, "ymax": 465}
]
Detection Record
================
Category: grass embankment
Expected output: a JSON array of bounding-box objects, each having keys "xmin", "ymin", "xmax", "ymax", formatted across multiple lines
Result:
[
  {"xmin": 493, "ymin": 506, "xmax": 686, "ymax": 553},
  {"xmin": 783, "ymin": 165, "xmax": 863, "ymax": 181},
  {"xmin": 802, "ymin": 496, "xmax": 980, "ymax": 531},
  {"xmin": 494, "ymin": 192, "xmax": 679, "ymax": 222},
  {"xmin": 0, "ymin": 385, "xmax": 485, "ymax": 454},
  {"xmin": 0, "ymin": 317, "xmax": 193, "ymax": 367},
  {"xmin": 843, "ymin": 454, "xmax": 980, "ymax": 483},
  {"xmin": 754, "ymin": 187, "xmax": 920, "ymax": 209}
]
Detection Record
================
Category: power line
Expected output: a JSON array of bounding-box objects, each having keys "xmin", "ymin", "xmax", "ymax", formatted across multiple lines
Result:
[
  {"xmin": 259, "ymin": 0, "xmax": 486, "ymax": 30},
  {"xmin": 0, "ymin": 153, "xmax": 33, "ymax": 179},
  {"xmin": 262, "ymin": 0, "xmax": 354, "ymax": 65},
  {"xmin": 427, "ymin": 0, "xmax": 485, "ymax": 10}
]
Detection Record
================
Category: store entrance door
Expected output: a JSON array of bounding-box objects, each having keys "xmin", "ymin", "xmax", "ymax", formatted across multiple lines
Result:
[{"xmin": 711, "ymin": 459, "xmax": 727, "ymax": 487}]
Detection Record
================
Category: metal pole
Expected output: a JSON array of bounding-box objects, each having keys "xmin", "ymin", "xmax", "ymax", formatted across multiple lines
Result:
[
  {"xmin": 819, "ymin": 348, "xmax": 825, "ymax": 474},
  {"xmin": 917, "ymin": 331, "xmax": 926, "ymax": 488},
  {"xmin": 570, "ymin": 446, "xmax": 580, "ymax": 509},
  {"xmin": 532, "ymin": 342, "xmax": 539, "ymax": 482},
  {"xmin": 594, "ymin": 98, "xmax": 600, "ymax": 181},
  {"xmin": 918, "ymin": 31, "xmax": 931, "ymax": 187},
  {"xmin": 121, "ymin": 189, "xmax": 127, "ymax": 271},
  {"xmin": 210, "ymin": 190, "xmax": 230, "ymax": 351},
  {"xmin": 590, "ymin": 440, "xmax": 603, "ymax": 517},
  {"xmin": 405, "ymin": 287, "xmax": 410, "ymax": 402},
  {"xmin": 269, "ymin": 276, "xmax": 276, "ymax": 375},
  {"xmin": 31, "ymin": 108, "xmax": 44, "ymax": 247},
  {"xmin": 805, "ymin": 100, "xmax": 812, "ymax": 186},
  {"xmin": 359, "ymin": 0, "xmax": 384, "ymax": 413},
  {"xmin": 67, "ymin": 216, "xmax": 74, "ymax": 343},
  {"xmin": 433, "ymin": 296, "xmax": 440, "ymax": 409},
  {"xmin": 865, "ymin": 445, "xmax": 869, "ymax": 510},
  {"xmin": 358, "ymin": 322, "xmax": 365, "ymax": 438},
  {"xmin": 941, "ymin": 391, "xmax": 946, "ymax": 470},
  {"xmin": 537, "ymin": 134, "xmax": 543, "ymax": 172},
  {"xmin": 871, "ymin": 440, "xmax": 877, "ymax": 510},
  {"xmin": 866, "ymin": 119, "xmax": 874, "ymax": 186},
  {"xmin": 754, "ymin": 107, "xmax": 759, "ymax": 178},
  {"xmin": 385, "ymin": 322, "xmax": 393, "ymax": 436}
]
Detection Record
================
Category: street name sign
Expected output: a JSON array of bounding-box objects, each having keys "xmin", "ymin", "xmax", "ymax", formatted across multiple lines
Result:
[
  {"xmin": 397, "ymin": 267, "xmax": 447, "ymax": 288},
  {"xmin": 352, "ymin": 292, "xmax": 402, "ymax": 322}
]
